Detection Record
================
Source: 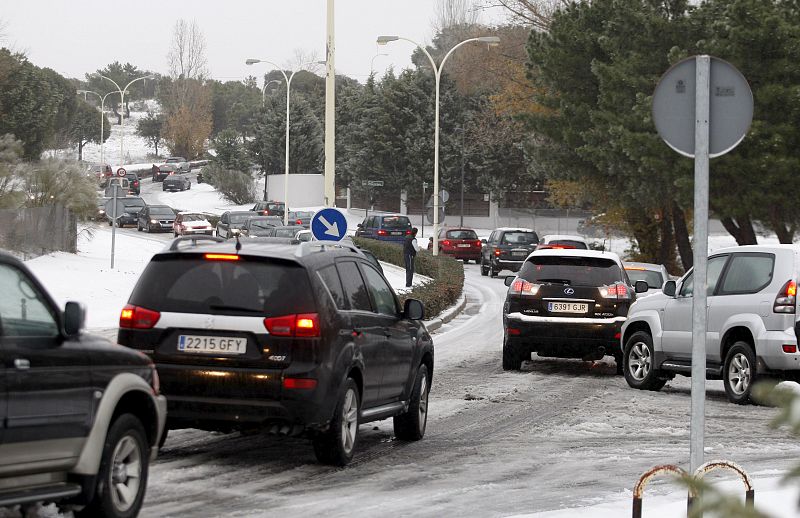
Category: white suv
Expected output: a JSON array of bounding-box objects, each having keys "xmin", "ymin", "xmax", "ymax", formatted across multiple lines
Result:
[{"xmin": 621, "ymin": 245, "xmax": 800, "ymax": 404}]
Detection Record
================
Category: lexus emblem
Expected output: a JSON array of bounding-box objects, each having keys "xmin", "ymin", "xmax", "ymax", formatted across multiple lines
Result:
[{"xmin": 564, "ymin": 288, "xmax": 575, "ymax": 295}]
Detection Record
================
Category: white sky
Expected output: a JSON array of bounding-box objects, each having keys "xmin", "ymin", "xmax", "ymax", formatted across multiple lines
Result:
[{"xmin": 0, "ymin": 0, "xmax": 508, "ymax": 83}]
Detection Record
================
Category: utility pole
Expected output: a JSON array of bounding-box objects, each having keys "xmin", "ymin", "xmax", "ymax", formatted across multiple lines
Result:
[{"xmin": 323, "ymin": 0, "xmax": 336, "ymax": 207}]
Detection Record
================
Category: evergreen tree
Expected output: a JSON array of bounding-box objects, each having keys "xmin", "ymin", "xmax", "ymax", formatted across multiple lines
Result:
[{"xmin": 68, "ymin": 100, "xmax": 110, "ymax": 161}]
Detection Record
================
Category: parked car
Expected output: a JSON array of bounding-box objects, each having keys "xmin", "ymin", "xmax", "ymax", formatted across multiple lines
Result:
[
  {"xmin": 0, "ymin": 251, "xmax": 166, "ymax": 517},
  {"xmin": 163, "ymin": 156, "xmax": 190, "ymax": 173},
  {"xmin": 537, "ymin": 234, "xmax": 589, "ymax": 250},
  {"xmin": 116, "ymin": 237, "xmax": 433, "ymax": 466},
  {"xmin": 622, "ymin": 245, "xmax": 800, "ymax": 404},
  {"xmin": 288, "ymin": 210, "xmax": 314, "ymax": 229},
  {"xmin": 162, "ymin": 172, "xmax": 191, "ymax": 192},
  {"xmin": 151, "ymin": 163, "xmax": 178, "ymax": 182},
  {"xmin": 623, "ymin": 262, "xmax": 670, "ymax": 296},
  {"xmin": 240, "ymin": 216, "xmax": 283, "ymax": 238},
  {"xmin": 427, "ymin": 227, "xmax": 482, "ymax": 263},
  {"xmin": 252, "ymin": 200, "xmax": 286, "ymax": 217},
  {"xmin": 91, "ymin": 163, "xmax": 113, "ymax": 188},
  {"xmin": 95, "ymin": 197, "xmax": 111, "ymax": 221},
  {"xmin": 295, "ymin": 229, "xmax": 313, "ymax": 242},
  {"xmin": 502, "ymin": 248, "xmax": 634, "ymax": 371},
  {"xmin": 137, "ymin": 205, "xmax": 177, "ymax": 233},
  {"xmin": 480, "ymin": 227, "xmax": 540, "ymax": 277},
  {"xmin": 355, "ymin": 214, "xmax": 412, "ymax": 242},
  {"xmin": 108, "ymin": 196, "xmax": 146, "ymax": 228},
  {"xmin": 267, "ymin": 225, "xmax": 306, "ymax": 238},
  {"xmin": 125, "ymin": 171, "xmax": 141, "ymax": 195},
  {"xmin": 216, "ymin": 210, "xmax": 259, "ymax": 239},
  {"xmin": 173, "ymin": 212, "xmax": 214, "ymax": 236}
]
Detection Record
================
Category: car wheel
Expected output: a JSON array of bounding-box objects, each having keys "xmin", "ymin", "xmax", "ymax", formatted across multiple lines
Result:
[
  {"xmin": 623, "ymin": 331, "xmax": 667, "ymax": 391},
  {"xmin": 490, "ymin": 266, "xmax": 499, "ymax": 277},
  {"xmin": 723, "ymin": 341, "xmax": 757, "ymax": 404},
  {"xmin": 313, "ymin": 378, "xmax": 360, "ymax": 466},
  {"xmin": 502, "ymin": 335, "xmax": 524, "ymax": 371},
  {"xmin": 187, "ymin": 182, "xmax": 191, "ymax": 190},
  {"xmin": 393, "ymin": 364, "xmax": 429, "ymax": 441},
  {"xmin": 137, "ymin": 222, "xmax": 142, "ymax": 232},
  {"xmin": 76, "ymin": 413, "xmax": 148, "ymax": 518},
  {"xmin": 480, "ymin": 257, "xmax": 488, "ymax": 276},
  {"xmin": 147, "ymin": 223, "xmax": 153, "ymax": 233}
]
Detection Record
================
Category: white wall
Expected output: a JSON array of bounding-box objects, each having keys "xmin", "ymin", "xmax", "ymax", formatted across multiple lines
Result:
[{"xmin": 266, "ymin": 174, "xmax": 324, "ymax": 208}]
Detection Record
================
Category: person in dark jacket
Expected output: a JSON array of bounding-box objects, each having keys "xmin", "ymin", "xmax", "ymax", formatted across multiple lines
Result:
[{"xmin": 403, "ymin": 227, "xmax": 419, "ymax": 288}]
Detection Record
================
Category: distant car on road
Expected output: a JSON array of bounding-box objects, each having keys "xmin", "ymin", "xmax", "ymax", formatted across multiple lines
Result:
[
  {"xmin": 152, "ymin": 163, "xmax": 178, "ymax": 182},
  {"xmin": 162, "ymin": 172, "xmax": 191, "ymax": 192},
  {"xmin": 108, "ymin": 196, "xmax": 146, "ymax": 228},
  {"xmin": 537, "ymin": 234, "xmax": 589, "ymax": 250},
  {"xmin": 163, "ymin": 156, "xmax": 190, "ymax": 173},
  {"xmin": 355, "ymin": 214, "xmax": 412, "ymax": 242},
  {"xmin": 138, "ymin": 205, "xmax": 177, "ymax": 233},
  {"xmin": 125, "ymin": 171, "xmax": 141, "ymax": 195},
  {"xmin": 267, "ymin": 225, "xmax": 306, "ymax": 238},
  {"xmin": 216, "ymin": 210, "xmax": 259, "ymax": 239},
  {"xmin": 90, "ymin": 163, "xmax": 113, "ymax": 187},
  {"xmin": 428, "ymin": 227, "xmax": 482, "ymax": 263},
  {"xmin": 623, "ymin": 262, "xmax": 670, "ymax": 296},
  {"xmin": 173, "ymin": 212, "xmax": 214, "ymax": 237},
  {"xmin": 480, "ymin": 227, "xmax": 540, "ymax": 277},
  {"xmin": 288, "ymin": 210, "xmax": 314, "ymax": 228},
  {"xmin": 240, "ymin": 216, "xmax": 283, "ymax": 238},
  {"xmin": 252, "ymin": 200, "xmax": 286, "ymax": 217}
]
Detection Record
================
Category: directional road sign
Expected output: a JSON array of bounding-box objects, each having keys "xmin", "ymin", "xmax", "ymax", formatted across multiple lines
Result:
[
  {"xmin": 361, "ymin": 180, "xmax": 384, "ymax": 187},
  {"xmin": 311, "ymin": 208, "xmax": 348, "ymax": 242}
]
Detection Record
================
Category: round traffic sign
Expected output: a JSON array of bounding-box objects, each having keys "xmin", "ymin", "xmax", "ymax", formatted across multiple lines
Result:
[
  {"xmin": 652, "ymin": 56, "xmax": 753, "ymax": 158},
  {"xmin": 311, "ymin": 208, "xmax": 348, "ymax": 242},
  {"xmin": 104, "ymin": 198, "xmax": 126, "ymax": 219},
  {"xmin": 439, "ymin": 189, "xmax": 450, "ymax": 203},
  {"xmin": 116, "ymin": 167, "xmax": 127, "ymax": 177}
]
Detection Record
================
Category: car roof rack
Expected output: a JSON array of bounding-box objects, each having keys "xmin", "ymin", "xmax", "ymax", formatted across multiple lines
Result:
[
  {"xmin": 168, "ymin": 235, "xmax": 225, "ymax": 251},
  {"xmin": 294, "ymin": 240, "xmax": 361, "ymax": 258}
]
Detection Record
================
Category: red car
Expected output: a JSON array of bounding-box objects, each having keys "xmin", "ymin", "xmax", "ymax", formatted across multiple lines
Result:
[{"xmin": 428, "ymin": 227, "xmax": 482, "ymax": 262}]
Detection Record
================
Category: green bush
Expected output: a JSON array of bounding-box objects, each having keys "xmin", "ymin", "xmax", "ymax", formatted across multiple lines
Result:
[
  {"xmin": 353, "ymin": 237, "xmax": 465, "ymax": 319},
  {"xmin": 201, "ymin": 163, "xmax": 256, "ymax": 205}
]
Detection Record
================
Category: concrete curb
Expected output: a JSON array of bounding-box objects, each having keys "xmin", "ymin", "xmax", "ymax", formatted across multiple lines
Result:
[{"xmin": 423, "ymin": 291, "xmax": 467, "ymax": 333}]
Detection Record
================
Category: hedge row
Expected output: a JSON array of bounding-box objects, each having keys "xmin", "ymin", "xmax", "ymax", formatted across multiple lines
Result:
[{"xmin": 352, "ymin": 237, "xmax": 465, "ymax": 319}]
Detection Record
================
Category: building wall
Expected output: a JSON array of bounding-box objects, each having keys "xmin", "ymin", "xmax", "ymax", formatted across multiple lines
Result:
[{"xmin": 266, "ymin": 174, "xmax": 324, "ymax": 208}]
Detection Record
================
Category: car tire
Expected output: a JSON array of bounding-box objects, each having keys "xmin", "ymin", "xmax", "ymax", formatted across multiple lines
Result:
[
  {"xmin": 137, "ymin": 222, "xmax": 142, "ymax": 232},
  {"xmin": 76, "ymin": 413, "xmax": 149, "ymax": 518},
  {"xmin": 480, "ymin": 257, "xmax": 488, "ymax": 276},
  {"xmin": 393, "ymin": 364, "xmax": 429, "ymax": 441},
  {"xmin": 187, "ymin": 182, "xmax": 191, "ymax": 190},
  {"xmin": 490, "ymin": 267, "xmax": 499, "ymax": 277},
  {"xmin": 312, "ymin": 378, "xmax": 360, "ymax": 466},
  {"xmin": 146, "ymin": 223, "xmax": 152, "ymax": 233},
  {"xmin": 723, "ymin": 341, "xmax": 757, "ymax": 405},
  {"xmin": 502, "ymin": 335, "xmax": 524, "ymax": 371},
  {"xmin": 623, "ymin": 331, "xmax": 666, "ymax": 391}
]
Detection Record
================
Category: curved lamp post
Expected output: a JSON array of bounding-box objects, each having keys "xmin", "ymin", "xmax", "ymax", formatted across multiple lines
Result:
[
  {"xmin": 377, "ymin": 35, "xmax": 500, "ymax": 255},
  {"xmin": 96, "ymin": 74, "xmax": 154, "ymax": 167},
  {"xmin": 261, "ymin": 79, "xmax": 282, "ymax": 105},
  {"xmin": 246, "ymin": 59, "xmax": 323, "ymax": 224},
  {"xmin": 77, "ymin": 89, "xmax": 119, "ymax": 166}
]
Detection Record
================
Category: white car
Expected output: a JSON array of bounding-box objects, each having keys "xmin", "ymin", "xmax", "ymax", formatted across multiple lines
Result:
[
  {"xmin": 538, "ymin": 234, "xmax": 589, "ymax": 250},
  {"xmin": 173, "ymin": 212, "xmax": 213, "ymax": 236},
  {"xmin": 623, "ymin": 262, "xmax": 670, "ymax": 296},
  {"xmin": 162, "ymin": 156, "xmax": 190, "ymax": 174}
]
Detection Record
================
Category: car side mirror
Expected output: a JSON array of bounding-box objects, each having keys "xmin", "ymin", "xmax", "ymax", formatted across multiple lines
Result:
[
  {"xmin": 63, "ymin": 301, "xmax": 84, "ymax": 337},
  {"xmin": 404, "ymin": 298, "xmax": 424, "ymax": 320},
  {"xmin": 504, "ymin": 276, "xmax": 515, "ymax": 287},
  {"xmin": 634, "ymin": 280, "xmax": 649, "ymax": 293},
  {"xmin": 663, "ymin": 280, "xmax": 677, "ymax": 297}
]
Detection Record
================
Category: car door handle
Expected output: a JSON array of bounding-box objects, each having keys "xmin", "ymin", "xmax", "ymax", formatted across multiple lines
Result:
[{"xmin": 14, "ymin": 358, "xmax": 30, "ymax": 370}]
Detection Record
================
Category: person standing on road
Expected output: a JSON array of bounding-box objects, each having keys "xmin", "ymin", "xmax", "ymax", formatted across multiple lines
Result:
[{"xmin": 404, "ymin": 227, "xmax": 420, "ymax": 288}]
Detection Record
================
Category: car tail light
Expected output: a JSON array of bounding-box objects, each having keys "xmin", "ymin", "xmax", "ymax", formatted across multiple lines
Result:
[
  {"xmin": 442, "ymin": 240, "xmax": 451, "ymax": 247},
  {"xmin": 264, "ymin": 313, "xmax": 320, "ymax": 338},
  {"xmin": 204, "ymin": 253, "xmax": 239, "ymax": 261},
  {"xmin": 296, "ymin": 219, "xmax": 303, "ymax": 225},
  {"xmin": 494, "ymin": 249, "xmax": 501, "ymax": 256},
  {"xmin": 774, "ymin": 280, "xmax": 796, "ymax": 313},
  {"xmin": 377, "ymin": 229, "xmax": 388, "ymax": 236},
  {"xmin": 600, "ymin": 283, "xmax": 629, "ymax": 299},
  {"xmin": 510, "ymin": 278, "xmax": 540, "ymax": 296},
  {"xmin": 475, "ymin": 240, "xmax": 482, "ymax": 247},
  {"xmin": 406, "ymin": 229, "xmax": 412, "ymax": 235},
  {"xmin": 262, "ymin": 210, "xmax": 269, "ymax": 215},
  {"xmin": 283, "ymin": 378, "xmax": 318, "ymax": 389},
  {"xmin": 119, "ymin": 304, "xmax": 161, "ymax": 329},
  {"xmin": 507, "ymin": 327, "xmax": 521, "ymax": 336},
  {"xmin": 782, "ymin": 344, "xmax": 797, "ymax": 353}
]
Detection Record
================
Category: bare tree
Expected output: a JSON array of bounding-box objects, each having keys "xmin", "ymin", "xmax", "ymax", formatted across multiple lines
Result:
[
  {"xmin": 480, "ymin": 0, "xmax": 569, "ymax": 31},
  {"xmin": 285, "ymin": 49, "xmax": 323, "ymax": 74},
  {"xmin": 167, "ymin": 19, "xmax": 208, "ymax": 80},
  {"xmin": 432, "ymin": 0, "xmax": 481, "ymax": 34}
]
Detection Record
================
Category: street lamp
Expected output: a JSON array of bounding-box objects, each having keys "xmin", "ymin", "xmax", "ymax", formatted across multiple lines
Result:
[
  {"xmin": 378, "ymin": 35, "xmax": 500, "ymax": 255},
  {"xmin": 246, "ymin": 59, "xmax": 324, "ymax": 224},
  {"xmin": 96, "ymin": 74, "xmax": 155, "ymax": 167},
  {"xmin": 76, "ymin": 89, "xmax": 119, "ymax": 166}
]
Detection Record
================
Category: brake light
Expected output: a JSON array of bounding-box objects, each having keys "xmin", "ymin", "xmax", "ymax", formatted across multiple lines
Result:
[
  {"xmin": 442, "ymin": 240, "xmax": 451, "ymax": 247},
  {"xmin": 296, "ymin": 219, "xmax": 303, "ymax": 225},
  {"xmin": 377, "ymin": 229, "xmax": 388, "ymax": 236},
  {"xmin": 262, "ymin": 211, "xmax": 269, "ymax": 215},
  {"xmin": 119, "ymin": 304, "xmax": 161, "ymax": 329},
  {"xmin": 475, "ymin": 240, "xmax": 482, "ymax": 247},
  {"xmin": 774, "ymin": 280, "xmax": 796, "ymax": 313},
  {"xmin": 406, "ymin": 229, "xmax": 412, "ymax": 235},
  {"xmin": 783, "ymin": 344, "xmax": 797, "ymax": 353},
  {"xmin": 204, "ymin": 253, "xmax": 239, "ymax": 261},
  {"xmin": 625, "ymin": 266, "xmax": 646, "ymax": 271},
  {"xmin": 264, "ymin": 313, "xmax": 320, "ymax": 338},
  {"xmin": 510, "ymin": 278, "xmax": 540, "ymax": 296},
  {"xmin": 494, "ymin": 249, "xmax": 501, "ymax": 256},
  {"xmin": 283, "ymin": 378, "xmax": 318, "ymax": 389},
  {"xmin": 600, "ymin": 283, "xmax": 629, "ymax": 299}
]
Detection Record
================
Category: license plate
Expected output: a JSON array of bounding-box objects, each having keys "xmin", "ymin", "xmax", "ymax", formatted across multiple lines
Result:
[
  {"xmin": 457, "ymin": 243, "xmax": 471, "ymax": 248},
  {"xmin": 512, "ymin": 251, "xmax": 527, "ymax": 257},
  {"xmin": 547, "ymin": 302, "xmax": 588, "ymax": 314},
  {"xmin": 178, "ymin": 335, "xmax": 247, "ymax": 355},
  {"xmin": 391, "ymin": 231, "xmax": 402, "ymax": 235}
]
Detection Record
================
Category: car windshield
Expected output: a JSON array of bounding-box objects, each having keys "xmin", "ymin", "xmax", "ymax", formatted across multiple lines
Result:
[
  {"xmin": 519, "ymin": 256, "xmax": 623, "ymax": 287},
  {"xmin": 549, "ymin": 239, "xmax": 588, "ymax": 249},
  {"xmin": 268, "ymin": 203, "xmax": 284, "ymax": 210},
  {"xmin": 129, "ymin": 256, "xmax": 315, "ymax": 317},
  {"xmin": 292, "ymin": 211, "xmax": 313, "ymax": 218},
  {"xmin": 274, "ymin": 228, "xmax": 298, "ymax": 238},
  {"xmin": 249, "ymin": 220, "xmax": 277, "ymax": 230},
  {"xmin": 626, "ymin": 269, "xmax": 664, "ymax": 288},
  {"xmin": 382, "ymin": 216, "xmax": 410, "ymax": 229},
  {"xmin": 150, "ymin": 207, "xmax": 175, "ymax": 216},
  {"xmin": 122, "ymin": 199, "xmax": 145, "ymax": 208},
  {"xmin": 446, "ymin": 230, "xmax": 478, "ymax": 240},
  {"xmin": 181, "ymin": 214, "xmax": 205, "ymax": 222},
  {"xmin": 501, "ymin": 232, "xmax": 538, "ymax": 245}
]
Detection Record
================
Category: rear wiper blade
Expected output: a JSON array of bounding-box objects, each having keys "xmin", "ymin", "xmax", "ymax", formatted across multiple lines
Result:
[
  {"xmin": 537, "ymin": 278, "xmax": 572, "ymax": 285},
  {"xmin": 208, "ymin": 304, "xmax": 263, "ymax": 314}
]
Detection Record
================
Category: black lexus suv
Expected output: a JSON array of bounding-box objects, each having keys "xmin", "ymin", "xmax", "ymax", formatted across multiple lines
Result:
[
  {"xmin": 0, "ymin": 252, "xmax": 166, "ymax": 517},
  {"xmin": 502, "ymin": 248, "xmax": 635, "ymax": 372},
  {"xmin": 117, "ymin": 236, "xmax": 434, "ymax": 466},
  {"xmin": 481, "ymin": 227, "xmax": 540, "ymax": 277}
]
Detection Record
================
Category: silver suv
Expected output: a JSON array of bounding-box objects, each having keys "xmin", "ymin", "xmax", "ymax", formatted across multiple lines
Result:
[{"xmin": 621, "ymin": 245, "xmax": 800, "ymax": 404}]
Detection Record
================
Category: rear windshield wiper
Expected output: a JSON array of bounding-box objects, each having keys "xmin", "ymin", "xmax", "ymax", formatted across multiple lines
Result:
[
  {"xmin": 536, "ymin": 278, "xmax": 572, "ymax": 285},
  {"xmin": 208, "ymin": 304, "xmax": 264, "ymax": 314}
]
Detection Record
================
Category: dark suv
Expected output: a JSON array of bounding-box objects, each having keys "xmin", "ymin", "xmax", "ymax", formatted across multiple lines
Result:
[
  {"xmin": 125, "ymin": 172, "xmax": 141, "ymax": 195},
  {"xmin": 355, "ymin": 214, "xmax": 412, "ymax": 242},
  {"xmin": 502, "ymin": 249, "xmax": 634, "ymax": 372},
  {"xmin": 0, "ymin": 252, "xmax": 166, "ymax": 517},
  {"xmin": 117, "ymin": 237, "xmax": 434, "ymax": 466},
  {"xmin": 481, "ymin": 227, "xmax": 540, "ymax": 277}
]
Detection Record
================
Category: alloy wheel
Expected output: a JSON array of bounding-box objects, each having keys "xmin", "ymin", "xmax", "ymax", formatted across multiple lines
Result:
[
  {"xmin": 628, "ymin": 341, "xmax": 651, "ymax": 381},
  {"xmin": 728, "ymin": 353, "xmax": 751, "ymax": 395},
  {"xmin": 109, "ymin": 434, "xmax": 142, "ymax": 512},
  {"xmin": 341, "ymin": 388, "xmax": 358, "ymax": 454},
  {"xmin": 418, "ymin": 373, "xmax": 429, "ymax": 434}
]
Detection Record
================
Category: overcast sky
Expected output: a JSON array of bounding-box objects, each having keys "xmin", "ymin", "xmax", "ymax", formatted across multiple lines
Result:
[{"xmin": 1, "ymin": 1, "xmax": 508, "ymax": 83}]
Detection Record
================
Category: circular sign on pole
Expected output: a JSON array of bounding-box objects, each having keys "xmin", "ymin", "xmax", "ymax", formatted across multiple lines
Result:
[
  {"xmin": 653, "ymin": 56, "xmax": 753, "ymax": 158},
  {"xmin": 311, "ymin": 208, "xmax": 348, "ymax": 242},
  {"xmin": 426, "ymin": 206, "xmax": 445, "ymax": 224},
  {"xmin": 104, "ymin": 198, "xmax": 126, "ymax": 220},
  {"xmin": 116, "ymin": 167, "xmax": 127, "ymax": 177},
  {"xmin": 439, "ymin": 189, "xmax": 450, "ymax": 203}
]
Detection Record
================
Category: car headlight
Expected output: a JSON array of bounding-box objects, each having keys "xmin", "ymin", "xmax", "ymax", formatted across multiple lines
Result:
[{"xmin": 151, "ymin": 219, "xmax": 158, "ymax": 224}]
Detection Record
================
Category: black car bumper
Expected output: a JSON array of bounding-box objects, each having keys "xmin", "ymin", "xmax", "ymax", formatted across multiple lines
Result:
[
  {"xmin": 493, "ymin": 258, "xmax": 526, "ymax": 272},
  {"xmin": 504, "ymin": 312, "xmax": 625, "ymax": 358}
]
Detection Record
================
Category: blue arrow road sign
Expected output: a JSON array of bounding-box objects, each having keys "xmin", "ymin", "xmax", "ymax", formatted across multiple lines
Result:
[{"xmin": 311, "ymin": 208, "xmax": 348, "ymax": 242}]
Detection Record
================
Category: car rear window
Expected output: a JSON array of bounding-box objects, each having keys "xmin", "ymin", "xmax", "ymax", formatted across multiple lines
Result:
[
  {"xmin": 381, "ymin": 216, "xmax": 410, "ymax": 229},
  {"xmin": 229, "ymin": 213, "xmax": 254, "ymax": 224},
  {"xmin": 446, "ymin": 230, "xmax": 478, "ymax": 239},
  {"xmin": 123, "ymin": 199, "xmax": 145, "ymax": 208},
  {"xmin": 273, "ymin": 228, "xmax": 298, "ymax": 238},
  {"xmin": 129, "ymin": 255, "xmax": 315, "ymax": 316},
  {"xmin": 182, "ymin": 214, "xmax": 204, "ymax": 222},
  {"xmin": 501, "ymin": 232, "xmax": 538, "ymax": 245},
  {"xmin": 250, "ymin": 220, "xmax": 276, "ymax": 230},
  {"xmin": 268, "ymin": 203, "xmax": 284, "ymax": 210},
  {"xmin": 626, "ymin": 269, "xmax": 664, "ymax": 288},
  {"xmin": 519, "ymin": 256, "xmax": 623, "ymax": 287}
]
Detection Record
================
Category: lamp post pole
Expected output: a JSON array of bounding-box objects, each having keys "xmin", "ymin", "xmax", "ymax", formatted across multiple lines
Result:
[
  {"xmin": 77, "ymin": 90, "xmax": 118, "ymax": 166},
  {"xmin": 377, "ymin": 35, "xmax": 500, "ymax": 255},
  {"xmin": 261, "ymin": 79, "xmax": 281, "ymax": 105},
  {"xmin": 246, "ymin": 60, "xmax": 321, "ymax": 224},
  {"xmin": 97, "ymin": 74, "xmax": 154, "ymax": 166}
]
